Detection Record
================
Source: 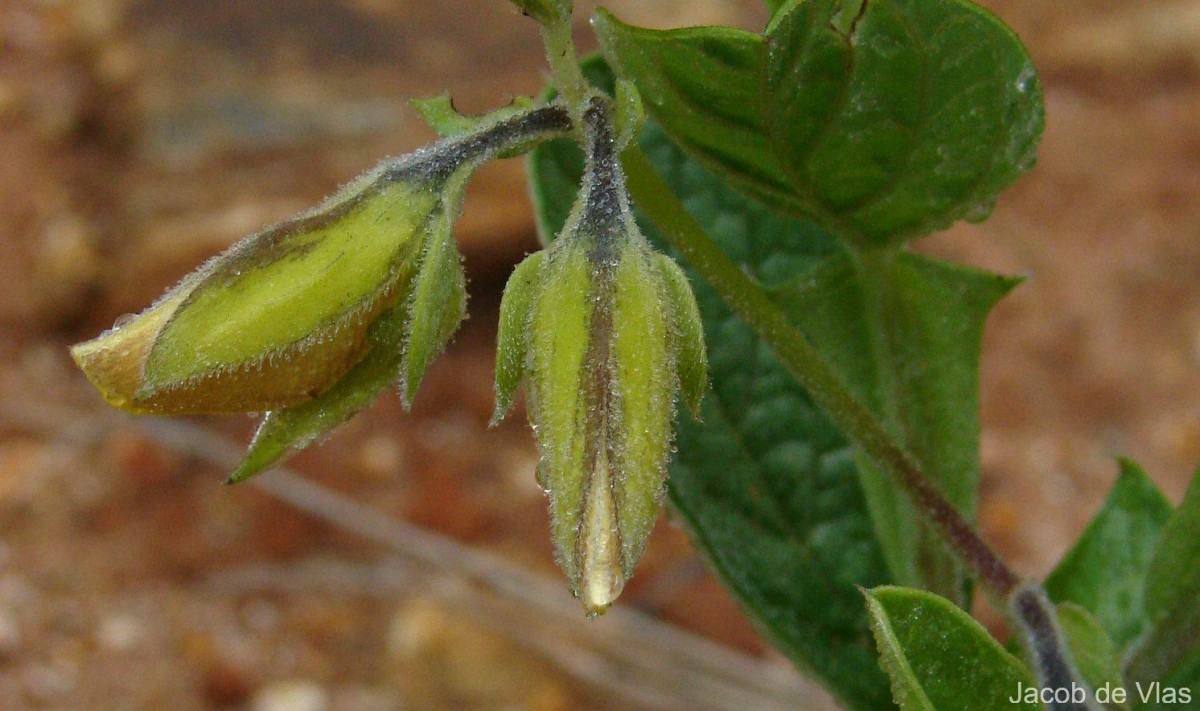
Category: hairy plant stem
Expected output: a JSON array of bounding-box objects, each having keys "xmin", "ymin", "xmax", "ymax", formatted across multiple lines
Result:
[
  {"xmin": 848, "ymin": 243, "xmax": 970, "ymax": 606},
  {"xmin": 540, "ymin": 18, "xmax": 590, "ymax": 132},
  {"xmin": 620, "ymin": 144, "xmax": 1101, "ymax": 710}
]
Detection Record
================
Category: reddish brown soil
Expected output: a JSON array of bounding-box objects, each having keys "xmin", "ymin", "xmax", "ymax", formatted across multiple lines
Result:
[{"xmin": 1, "ymin": 1, "xmax": 1197, "ymax": 708}]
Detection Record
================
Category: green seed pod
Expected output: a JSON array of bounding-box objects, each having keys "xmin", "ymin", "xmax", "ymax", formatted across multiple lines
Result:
[
  {"xmin": 495, "ymin": 96, "xmax": 706, "ymax": 614},
  {"xmin": 72, "ymin": 175, "xmax": 437, "ymax": 416},
  {"xmin": 73, "ymin": 106, "xmax": 572, "ymax": 480},
  {"xmin": 226, "ymin": 175, "xmax": 472, "ymax": 484}
]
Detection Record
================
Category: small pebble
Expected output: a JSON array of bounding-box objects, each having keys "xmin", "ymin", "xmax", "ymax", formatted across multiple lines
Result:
[
  {"xmin": 0, "ymin": 609, "xmax": 21, "ymax": 657},
  {"xmin": 23, "ymin": 664, "xmax": 76, "ymax": 704},
  {"xmin": 241, "ymin": 598, "xmax": 281, "ymax": 633},
  {"xmin": 96, "ymin": 613, "xmax": 143, "ymax": 652},
  {"xmin": 357, "ymin": 435, "xmax": 406, "ymax": 479},
  {"xmin": 330, "ymin": 685, "xmax": 402, "ymax": 711},
  {"xmin": 0, "ymin": 80, "xmax": 22, "ymax": 121},
  {"xmin": 252, "ymin": 680, "xmax": 330, "ymax": 711}
]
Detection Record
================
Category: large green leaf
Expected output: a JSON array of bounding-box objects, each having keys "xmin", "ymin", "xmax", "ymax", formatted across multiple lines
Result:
[
  {"xmin": 1042, "ymin": 463, "xmax": 1198, "ymax": 708},
  {"xmin": 773, "ymin": 250, "xmax": 1015, "ymax": 604},
  {"xmin": 594, "ymin": 0, "xmax": 1044, "ymax": 246},
  {"xmin": 1044, "ymin": 460, "xmax": 1173, "ymax": 651},
  {"xmin": 865, "ymin": 586, "xmax": 1040, "ymax": 710}
]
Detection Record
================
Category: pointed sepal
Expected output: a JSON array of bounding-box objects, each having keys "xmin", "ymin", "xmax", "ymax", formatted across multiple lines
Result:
[
  {"xmin": 492, "ymin": 250, "xmax": 546, "ymax": 425},
  {"xmin": 73, "ymin": 105, "xmax": 574, "ymax": 482},
  {"xmin": 519, "ymin": 95, "xmax": 694, "ymax": 615},
  {"xmin": 399, "ymin": 180, "xmax": 470, "ymax": 408},
  {"xmin": 655, "ymin": 253, "xmax": 707, "ymax": 417},
  {"xmin": 609, "ymin": 245, "xmax": 674, "ymax": 574},
  {"xmin": 527, "ymin": 238, "xmax": 595, "ymax": 584},
  {"xmin": 226, "ymin": 303, "xmax": 411, "ymax": 484}
]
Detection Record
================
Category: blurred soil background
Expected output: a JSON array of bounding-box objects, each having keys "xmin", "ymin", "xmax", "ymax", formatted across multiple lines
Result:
[{"xmin": 0, "ymin": 0, "xmax": 1198, "ymax": 708}]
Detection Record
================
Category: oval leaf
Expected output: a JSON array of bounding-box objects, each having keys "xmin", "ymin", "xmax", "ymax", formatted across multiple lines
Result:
[
  {"xmin": 593, "ymin": 12, "xmax": 791, "ymax": 208},
  {"xmin": 865, "ymin": 586, "xmax": 1040, "ymax": 710}
]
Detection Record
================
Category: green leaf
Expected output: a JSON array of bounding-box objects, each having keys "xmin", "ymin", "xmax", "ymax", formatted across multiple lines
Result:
[
  {"xmin": 1056, "ymin": 602, "xmax": 1127, "ymax": 709},
  {"xmin": 593, "ymin": 15, "xmax": 790, "ymax": 208},
  {"xmin": 865, "ymin": 586, "xmax": 1040, "ymax": 710},
  {"xmin": 531, "ymin": 58, "xmax": 892, "ymax": 710},
  {"xmin": 1145, "ymin": 469, "xmax": 1200, "ymax": 637},
  {"xmin": 773, "ymin": 250, "xmax": 1016, "ymax": 603},
  {"xmin": 616, "ymin": 145, "xmax": 898, "ymax": 678},
  {"xmin": 1125, "ymin": 469, "xmax": 1200, "ymax": 703},
  {"xmin": 1044, "ymin": 460, "xmax": 1173, "ymax": 651},
  {"xmin": 762, "ymin": 0, "xmax": 1043, "ymax": 243},
  {"xmin": 595, "ymin": 0, "xmax": 1044, "ymax": 245}
]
